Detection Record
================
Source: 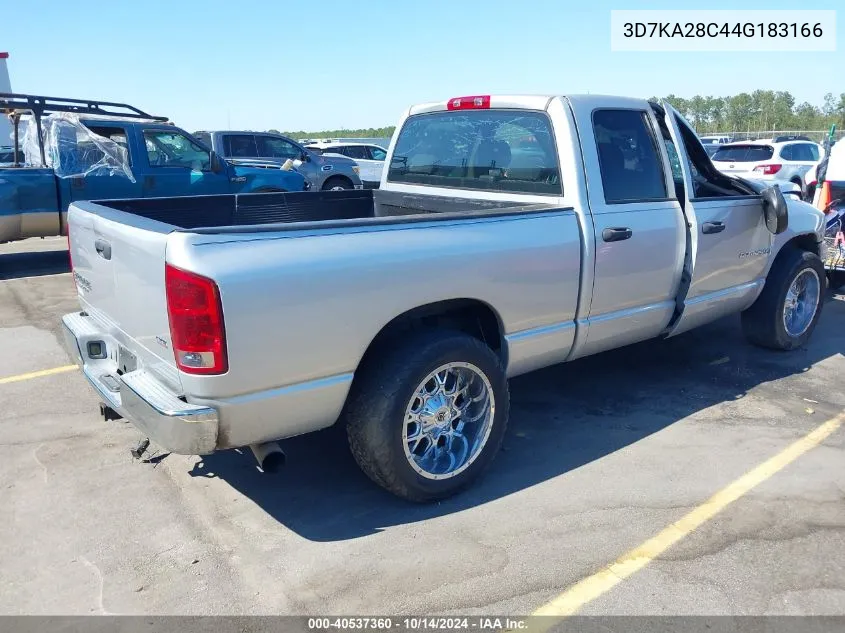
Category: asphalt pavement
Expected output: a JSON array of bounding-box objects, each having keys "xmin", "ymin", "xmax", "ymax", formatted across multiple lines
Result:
[{"xmin": 1, "ymin": 237, "xmax": 843, "ymax": 617}]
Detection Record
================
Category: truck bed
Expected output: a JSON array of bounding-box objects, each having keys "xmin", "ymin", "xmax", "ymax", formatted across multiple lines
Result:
[
  {"xmin": 94, "ymin": 189, "xmax": 551, "ymax": 232},
  {"xmin": 67, "ymin": 187, "xmax": 580, "ymax": 452}
]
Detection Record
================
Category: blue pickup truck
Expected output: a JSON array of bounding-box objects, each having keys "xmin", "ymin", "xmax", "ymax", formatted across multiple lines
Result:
[{"xmin": 0, "ymin": 93, "xmax": 307, "ymax": 244}]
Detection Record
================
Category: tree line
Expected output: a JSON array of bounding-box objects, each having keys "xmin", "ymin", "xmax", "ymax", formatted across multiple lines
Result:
[
  {"xmin": 655, "ymin": 91, "xmax": 845, "ymax": 135},
  {"xmin": 269, "ymin": 126, "xmax": 396, "ymax": 139},
  {"xmin": 264, "ymin": 91, "xmax": 845, "ymax": 140}
]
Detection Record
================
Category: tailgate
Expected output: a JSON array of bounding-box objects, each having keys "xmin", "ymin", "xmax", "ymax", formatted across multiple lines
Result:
[{"xmin": 68, "ymin": 202, "xmax": 181, "ymax": 390}]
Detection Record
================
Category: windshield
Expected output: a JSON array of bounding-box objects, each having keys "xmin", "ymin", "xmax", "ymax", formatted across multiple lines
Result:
[
  {"xmin": 387, "ymin": 109, "xmax": 561, "ymax": 195},
  {"xmin": 711, "ymin": 144, "xmax": 774, "ymax": 162}
]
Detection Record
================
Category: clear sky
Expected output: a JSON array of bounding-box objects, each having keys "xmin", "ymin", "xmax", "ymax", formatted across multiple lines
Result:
[{"xmin": 1, "ymin": 0, "xmax": 841, "ymax": 132}]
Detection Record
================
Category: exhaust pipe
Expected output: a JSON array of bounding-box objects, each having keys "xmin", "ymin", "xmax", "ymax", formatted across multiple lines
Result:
[{"xmin": 249, "ymin": 441, "xmax": 286, "ymax": 473}]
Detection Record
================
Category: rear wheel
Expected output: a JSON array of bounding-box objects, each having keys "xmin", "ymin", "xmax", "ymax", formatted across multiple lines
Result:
[
  {"xmin": 322, "ymin": 177, "xmax": 352, "ymax": 191},
  {"xmin": 741, "ymin": 248, "xmax": 825, "ymax": 350},
  {"xmin": 345, "ymin": 330, "xmax": 509, "ymax": 502}
]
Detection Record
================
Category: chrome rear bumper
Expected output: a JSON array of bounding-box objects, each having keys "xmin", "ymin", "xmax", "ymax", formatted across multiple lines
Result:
[{"xmin": 61, "ymin": 312, "xmax": 218, "ymax": 455}]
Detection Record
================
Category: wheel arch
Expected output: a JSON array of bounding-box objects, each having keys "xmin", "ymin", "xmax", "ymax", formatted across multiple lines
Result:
[
  {"xmin": 353, "ymin": 298, "xmax": 508, "ymax": 380},
  {"xmin": 766, "ymin": 233, "xmax": 821, "ymax": 275},
  {"xmin": 321, "ymin": 174, "xmax": 354, "ymax": 190},
  {"xmin": 764, "ymin": 230, "xmax": 823, "ymax": 279}
]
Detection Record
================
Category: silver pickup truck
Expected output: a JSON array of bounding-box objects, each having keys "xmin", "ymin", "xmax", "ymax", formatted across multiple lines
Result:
[{"xmin": 62, "ymin": 94, "xmax": 827, "ymax": 502}]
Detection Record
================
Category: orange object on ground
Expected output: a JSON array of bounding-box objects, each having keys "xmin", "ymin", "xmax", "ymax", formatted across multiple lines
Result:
[{"xmin": 816, "ymin": 180, "xmax": 832, "ymax": 211}]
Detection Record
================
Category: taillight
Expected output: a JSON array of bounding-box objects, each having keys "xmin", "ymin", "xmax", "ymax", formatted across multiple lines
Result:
[
  {"xmin": 165, "ymin": 264, "xmax": 228, "ymax": 375},
  {"xmin": 446, "ymin": 95, "xmax": 491, "ymax": 110},
  {"xmin": 753, "ymin": 164, "xmax": 782, "ymax": 175}
]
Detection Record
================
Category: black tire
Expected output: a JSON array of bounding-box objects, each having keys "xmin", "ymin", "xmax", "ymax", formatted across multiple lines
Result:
[
  {"xmin": 322, "ymin": 177, "xmax": 352, "ymax": 191},
  {"xmin": 741, "ymin": 248, "xmax": 825, "ymax": 350},
  {"xmin": 345, "ymin": 330, "xmax": 509, "ymax": 502},
  {"xmin": 828, "ymin": 271, "xmax": 845, "ymax": 291}
]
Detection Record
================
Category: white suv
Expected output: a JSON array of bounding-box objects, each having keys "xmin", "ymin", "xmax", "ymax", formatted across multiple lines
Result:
[{"xmin": 710, "ymin": 136, "xmax": 823, "ymax": 197}]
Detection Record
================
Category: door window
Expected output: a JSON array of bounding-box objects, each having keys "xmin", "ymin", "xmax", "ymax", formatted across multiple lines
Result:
[
  {"xmin": 794, "ymin": 143, "xmax": 819, "ymax": 162},
  {"xmin": 256, "ymin": 136, "xmax": 302, "ymax": 160},
  {"xmin": 779, "ymin": 144, "xmax": 797, "ymax": 161},
  {"xmin": 223, "ymin": 134, "xmax": 258, "ymax": 158},
  {"xmin": 85, "ymin": 126, "xmax": 131, "ymax": 165},
  {"xmin": 369, "ymin": 146, "xmax": 387, "ymax": 161},
  {"xmin": 144, "ymin": 130, "xmax": 211, "ymax": 170},
  {"xmin": 592, "ymin": 109, "xmax": 667, "ymax": 203},
  {"xmin": 342, "ymin": 145, "xmax": 369, "ymax": 159}
]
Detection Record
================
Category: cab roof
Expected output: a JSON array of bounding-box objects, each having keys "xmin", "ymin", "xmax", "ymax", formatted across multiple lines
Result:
[{"xmin": 408, "ymin": 93, "xmax": 659, "ymax": 116}]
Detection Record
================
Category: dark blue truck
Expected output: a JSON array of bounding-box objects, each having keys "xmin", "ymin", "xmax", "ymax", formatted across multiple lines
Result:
[{"xmin": 0, "ymin": 93, "xmax": 307, "ymax": 244}]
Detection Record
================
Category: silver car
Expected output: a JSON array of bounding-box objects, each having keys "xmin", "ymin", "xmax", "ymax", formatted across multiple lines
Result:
[{"xmin": 195, "ymin": 130, "xmax": 363, "ymax": 191}]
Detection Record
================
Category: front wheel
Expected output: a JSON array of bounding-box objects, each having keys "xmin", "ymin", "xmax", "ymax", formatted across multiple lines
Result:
[
  {"xmin": 741, "ymin": 248, "xmax": 825, "ymax": 350},
  {"xmin": 345, "ymin": 330, "xmax": 509, "ymax": 502},
  {"xmin": 322, "ymin": 177, "xmax": 352, "ymax": 191}
]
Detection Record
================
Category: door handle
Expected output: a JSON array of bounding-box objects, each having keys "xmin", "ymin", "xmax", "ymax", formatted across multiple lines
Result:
[
  {"xmin": 702, "ymin": 221, "xmax": 726, "ymax": 234},
  {"xmin": 602, "ymin": 227, "xmax": 633, "ymax": 242},
  {"xmin": 94, "ymin": 238, "xmax": 112, "ymax": 260}
]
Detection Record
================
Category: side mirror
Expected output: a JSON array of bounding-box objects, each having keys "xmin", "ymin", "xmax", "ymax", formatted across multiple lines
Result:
[
  {"xmin": 300, "ymin": 152, "xmax": 311, "ymax": 163},
  {"xmin": 210, "ymin": 151, "xmax": 225, "ymax": 174},
  {"xmin": 761, "ymin": 185, "xmax": 789, "ymax": 235}
]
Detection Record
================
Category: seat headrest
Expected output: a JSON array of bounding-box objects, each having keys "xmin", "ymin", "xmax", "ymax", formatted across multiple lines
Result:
[
  {"xmin": 476, "ymin": 138, "xmax": 511, "ymax": 168},
  {"xmin": 598, "ymin": 142, "xmax": 625, "ymax": 172}
]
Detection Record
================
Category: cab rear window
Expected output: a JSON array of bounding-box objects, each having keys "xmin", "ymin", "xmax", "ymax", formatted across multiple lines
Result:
[
  {"xmin": 711, "ymin": 144, "xmax": 774, "ymax": 162},
  {"xmin": 387, "ymin": 110, "xmax": 561, "ymax": 195}
]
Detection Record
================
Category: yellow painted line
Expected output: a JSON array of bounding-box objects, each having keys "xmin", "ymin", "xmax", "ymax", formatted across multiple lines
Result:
[
  {"xmin": 528, "ymin": 412, "xmax": 845, "ymax": 628},
  {"xmin": 0, "ymin": 364, "xmax": 78, "ymax": 385}
]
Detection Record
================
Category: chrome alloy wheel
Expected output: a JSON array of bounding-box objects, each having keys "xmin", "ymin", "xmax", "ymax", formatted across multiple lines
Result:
[
  {"xmin": 783, "ymin": 268, "xmax": 821, "ymax": 338},
  {"xmin": 402, "ymin": 362, "xmax": 495, "ymax": 480}
]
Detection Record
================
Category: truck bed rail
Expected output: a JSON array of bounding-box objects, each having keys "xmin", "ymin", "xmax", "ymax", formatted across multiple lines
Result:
[{"xmin": 97, "ymin": 190, "xmax": 376, "ymax": 229}]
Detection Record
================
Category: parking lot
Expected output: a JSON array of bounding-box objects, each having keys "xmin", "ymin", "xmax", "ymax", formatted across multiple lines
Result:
[{"xmin": 1, "ymin": 236, "xmax": 844, "ymax": 617}]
